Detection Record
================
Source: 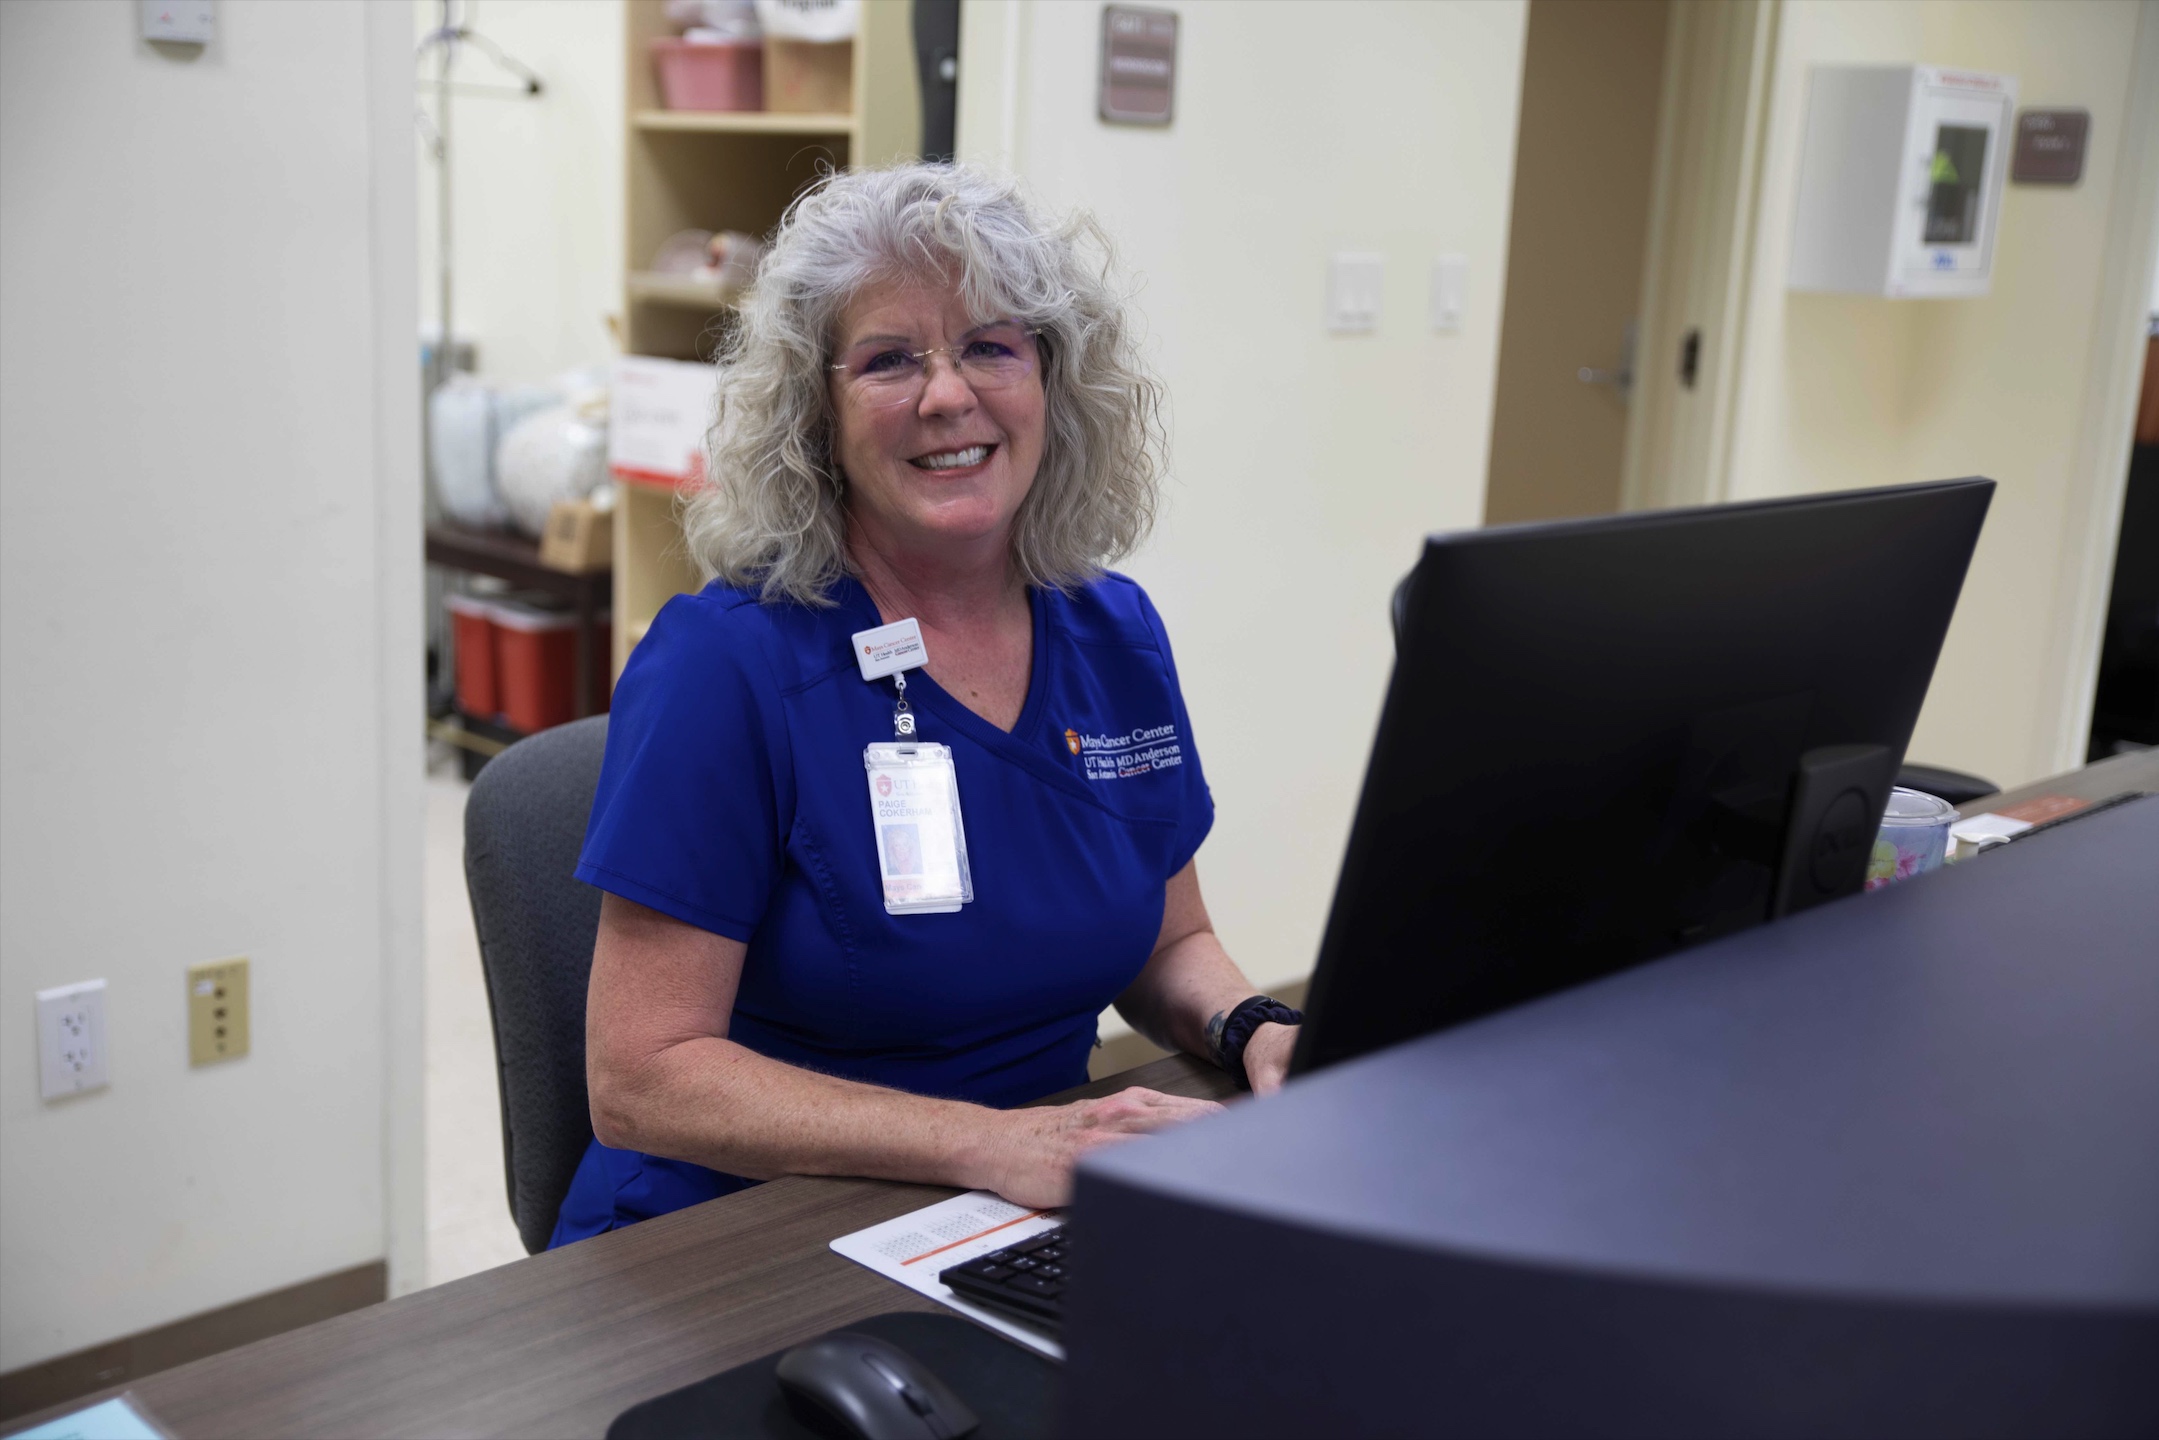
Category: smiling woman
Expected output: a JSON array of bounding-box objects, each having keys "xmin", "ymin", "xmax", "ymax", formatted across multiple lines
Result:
[
  {"xmin": 552, "ymin": 164, "xmax": 1305, "ymax": 1247},
  {"xmin": 686, "ymin": 164, "xmax": 1159, "ymax": 605}
]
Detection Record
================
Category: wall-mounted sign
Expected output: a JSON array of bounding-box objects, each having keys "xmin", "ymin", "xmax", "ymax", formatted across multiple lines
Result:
[
  {"xmin": 1100, "ymin": 6, "xmax": 1177, "ymax": 125},
  {"xmin": 2012, "ymin": 109, "xmax": 2090, "ymax": 184}
]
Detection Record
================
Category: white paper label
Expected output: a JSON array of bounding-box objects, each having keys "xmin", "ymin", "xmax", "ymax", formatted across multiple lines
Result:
[
  {"xmin": 607, "ymin": 355, "xmax": 715, "ymax": 486},
  {"xmin": 853, "ymin": 617, "xmax": 928, "ymax": 681}
]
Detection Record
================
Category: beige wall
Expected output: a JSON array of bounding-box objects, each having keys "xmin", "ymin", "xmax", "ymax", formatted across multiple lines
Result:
[
  {"xmin": 1725, "ymin": 0, "xmax": 2154, "ymax": 787},
  {"xmin": 959, "ymin": 0, "xmax": 1530, "ymax": 1003},
  {"xmin": 0, "ymin": 0, "xmax": 421, "ymax": 1370},
  {"xmin": 415, "ymin": 0, "xmax": 624, "ymax": 384},
  {"xmin": 1486, "ymin": 0, "xmax": 1669, "ymax": 524}
]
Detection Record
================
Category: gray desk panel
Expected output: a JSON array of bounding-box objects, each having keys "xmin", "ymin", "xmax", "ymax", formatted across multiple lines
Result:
[{"xmin": 1082, "ymin": 795, "xmax": 2159, "ymax": 1309}]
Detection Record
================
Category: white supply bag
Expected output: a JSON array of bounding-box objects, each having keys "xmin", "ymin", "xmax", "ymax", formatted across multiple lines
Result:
[
  {"xmin": 753, "ymin": 0, "xmax": 858, "ymax": 43},
  {"xmin": 429, "ymin": 375, "xmax": 506, "ymax": 529},
  {"xmin": 495, "ymin": 405, "xmax": 610, "ymax": 540}
]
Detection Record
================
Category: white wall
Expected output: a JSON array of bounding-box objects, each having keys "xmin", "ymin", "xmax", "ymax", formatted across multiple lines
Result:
[
  {"xmin": 415, "ymin": 0, "xmax": 625, "ymax": 383},
  {"xmin": 959, "ymin": 0, "xmax": 1529, "ymax": 997},
  {"xmin": 1722, "ymin": 0, "xmax": 2155, "ymax": 787},
  {"xmin": 0, "ymin": 0, "xmax": 421, "ymax": 1372}
]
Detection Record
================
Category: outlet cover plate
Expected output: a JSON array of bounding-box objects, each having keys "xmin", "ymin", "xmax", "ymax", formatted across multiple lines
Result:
[
  {"xmin": 188, "ymin": 957, "xmax": 249, "ymax": 1066},
  {"xmin": 38, "ymin": 980, "xmax": 110, "ymax": 1099},
  {"xmin": 1430, "ymin": 254, "xmax": 1468, "ymax": 333},
  {"xmin": 1326, "ymin": 252, "xmax": 1384, "ymax": 333}
]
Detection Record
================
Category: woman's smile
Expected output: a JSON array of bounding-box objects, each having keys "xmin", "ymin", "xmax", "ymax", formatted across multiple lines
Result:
[{"xmin": 910, "ymin": 443, "xmax": 997, "ymax": 473}]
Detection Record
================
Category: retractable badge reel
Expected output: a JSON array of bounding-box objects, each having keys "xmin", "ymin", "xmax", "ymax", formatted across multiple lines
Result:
[{"xmin": 853, "ymin": 618, "xmax": 974, "ymax": 915}]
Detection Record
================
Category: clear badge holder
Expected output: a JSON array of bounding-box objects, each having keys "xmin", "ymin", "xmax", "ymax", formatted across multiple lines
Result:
[{"xmin": 864, "ymin": 672, "xmax": 974, "ymax": 914}]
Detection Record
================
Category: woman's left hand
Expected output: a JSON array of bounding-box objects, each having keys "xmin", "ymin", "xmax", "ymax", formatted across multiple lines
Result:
[{"xmin": 1242, "ymin": 1021, "xmax": 1299, "ymax": 1097}]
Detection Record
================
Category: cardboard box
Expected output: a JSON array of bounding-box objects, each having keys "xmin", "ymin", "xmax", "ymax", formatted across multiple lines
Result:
[
  {"xmin": 764, "ymin": 38, "xmax": 852, "ymax": 114},
  {"xmin": 540, "ymin": 498, "xmax": 614, "ymax": 574}
]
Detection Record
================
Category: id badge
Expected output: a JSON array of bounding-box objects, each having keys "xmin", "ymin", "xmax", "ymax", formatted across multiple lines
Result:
[{"xmin": 864, "ymin": 742, "xmax": 974, "ymax": 915}]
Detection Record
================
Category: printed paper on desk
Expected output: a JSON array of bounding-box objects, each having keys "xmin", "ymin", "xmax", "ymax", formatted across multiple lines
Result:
[
  {"xmin": 830, "ymin": 1191, "xmax": 1064, "ymax": 1360},
  {"xmin": 1949, "ymin": 812, "xmax": 2032, "ymax": 845},
  {"xmin": 608, "ymin": 356, "xmax": 715, "ymax": 487}
]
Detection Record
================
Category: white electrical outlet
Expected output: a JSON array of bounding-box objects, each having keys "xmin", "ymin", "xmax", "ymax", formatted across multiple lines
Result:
[
  {"xmin": 1430, "ymin": 254, "xmax": 1468, "ymax": 333},
  {"xmin": 37, "ymin": 980, "xmax": 110, "ymax": 1099},
  {"xmin": 1326, "ymin": 252, "xmax": 1384, "ymax": 333}
]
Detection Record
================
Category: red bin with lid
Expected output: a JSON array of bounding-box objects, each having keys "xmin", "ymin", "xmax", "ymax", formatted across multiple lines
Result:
[
  {"xmin": 446, "ymin": 593, "xmax": 501, "ymax": 719},
  {"xmin": 491, "ymin": 600, "xmax": 580, "ymax": 734}
]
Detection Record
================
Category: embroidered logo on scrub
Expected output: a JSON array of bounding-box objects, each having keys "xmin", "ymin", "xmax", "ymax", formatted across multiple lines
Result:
[{"xmin": 1065, "ymin": 722, "xmax": 1183, "ymax": 780}]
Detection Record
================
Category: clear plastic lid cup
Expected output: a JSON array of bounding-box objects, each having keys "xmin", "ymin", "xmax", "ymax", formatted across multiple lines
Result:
[
  {"xmin": 1880, "ymin": 787, "xmax": 1959, "ymax": 827},
  {"xmin": 1867, "ymin": 786, "xmax": 1958, "ymax": 890}
]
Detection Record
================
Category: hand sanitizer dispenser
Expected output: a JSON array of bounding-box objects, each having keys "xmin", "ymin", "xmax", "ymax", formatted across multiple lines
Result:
[{"xmin": 1788, "ymin": 66, "xmax": 2016, "ymax": 299}]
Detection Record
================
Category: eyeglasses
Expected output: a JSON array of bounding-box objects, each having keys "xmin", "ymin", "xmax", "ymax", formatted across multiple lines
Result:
[{"xmin": 829, "ymin": 322, "xmax": 1042, "ymax": 408}]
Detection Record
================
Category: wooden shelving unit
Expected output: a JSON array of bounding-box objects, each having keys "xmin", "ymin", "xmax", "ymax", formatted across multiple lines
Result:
[{"xmin": 613, "ymin": 0, "xmax": 920, "ymax": 678}]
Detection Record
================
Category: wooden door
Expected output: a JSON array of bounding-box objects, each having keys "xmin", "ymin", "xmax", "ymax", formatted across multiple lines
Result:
[{"xmin": 1483, "ymin": 0, "xmax": 1671, "ymax": 524}]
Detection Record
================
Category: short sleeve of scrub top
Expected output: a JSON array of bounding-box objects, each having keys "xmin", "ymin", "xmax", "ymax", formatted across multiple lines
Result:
[{"xmin": 550, "ymin": 571, "xmax": 1213, "ymax": 1245}]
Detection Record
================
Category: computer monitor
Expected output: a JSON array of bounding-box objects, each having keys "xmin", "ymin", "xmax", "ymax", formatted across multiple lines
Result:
[{"xmin": 1290, "ymin": 477, "xmax": 1993, "ymax": 1075}]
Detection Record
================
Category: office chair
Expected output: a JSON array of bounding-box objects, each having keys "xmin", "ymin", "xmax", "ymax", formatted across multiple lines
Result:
[
  {"xmin": 463, "ymin": 715, "xmax": 609, "ymax": 1254},
  {"xmin": 1893, "ymin": 762, "xmax": 1998, "ymax": 807}
]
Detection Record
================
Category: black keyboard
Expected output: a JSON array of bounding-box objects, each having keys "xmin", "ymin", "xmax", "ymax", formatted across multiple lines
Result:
[{"xmin": 939, "ymin": 1223, "xmax": 1069, "ymax": 1329}]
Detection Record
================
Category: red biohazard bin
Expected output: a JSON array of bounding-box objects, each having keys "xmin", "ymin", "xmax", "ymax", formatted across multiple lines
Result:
[
  {"xmin": 446, "ymin": 593, "xmax": 501, "ymax": 719},
  {"xmin": 492, "ymin": 601, "xmax": 580, "ymax": 734},
  {"xmin": 589, "ymin": 611, "xmax": 614, "ymax": 718}
]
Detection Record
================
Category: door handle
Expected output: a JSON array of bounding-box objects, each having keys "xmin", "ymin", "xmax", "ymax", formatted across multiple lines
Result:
[{"xmin": 1576, "ymin": 319, "xmax": 1639, "ymax": 399}]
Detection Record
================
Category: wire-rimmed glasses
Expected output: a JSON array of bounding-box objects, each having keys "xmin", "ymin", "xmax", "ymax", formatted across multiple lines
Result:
[{"xmin": 828, "ymin": 321, "xmax": 1042, "ymax": 409}]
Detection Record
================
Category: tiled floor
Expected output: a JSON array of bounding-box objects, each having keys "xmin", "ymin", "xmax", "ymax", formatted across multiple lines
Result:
[{"xmin": 424, "ymin": 748, "xmax": 528, "ymax": 1285}]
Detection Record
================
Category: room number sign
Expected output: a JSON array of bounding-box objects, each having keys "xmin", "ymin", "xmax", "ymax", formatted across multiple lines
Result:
[{"xmin": 1100, "ymin": 6, "xmax": 1178, "ymax": 126}]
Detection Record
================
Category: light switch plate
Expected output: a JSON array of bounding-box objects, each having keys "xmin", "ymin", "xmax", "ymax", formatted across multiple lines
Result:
[
  {"xmin": 140, "ymin": 0, "xmax": 214, "ymax": 45},
  {"xmin": 1430, "ymin": 254, "xmax": 1468, "ymax": 332},
  {"xmin": 1326, "ymin": 252, "xmax": 1384, "ymax": 333},
  {"xmin": 188, "ymin": 957, "xmax": 249, "ymax": 1066},
  {"xmin": 38, "ymin": 980, "xmax": 110, "ymax": 1100}
]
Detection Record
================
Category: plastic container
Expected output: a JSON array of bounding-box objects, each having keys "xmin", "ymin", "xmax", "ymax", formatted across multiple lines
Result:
[
  {"xmin": 445, "ymin": 593, "xmax": 501, "ymax": 719},
  {"xmin": 651, "ymin": 38, "xmax": 764, "ymax": 111},
  {"xmin": 492, "ymin": 601, "xmax": 580, "ymax": 734},
  {"xmin": 1866, "ymin": 786, "xmax": 1959, "ymax": 890}
]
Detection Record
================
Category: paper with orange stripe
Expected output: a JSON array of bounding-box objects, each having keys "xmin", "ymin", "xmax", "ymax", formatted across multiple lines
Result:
[{"xmin": 829, "ymin": 1190, "xmax": 1065, "ymax": 1360}]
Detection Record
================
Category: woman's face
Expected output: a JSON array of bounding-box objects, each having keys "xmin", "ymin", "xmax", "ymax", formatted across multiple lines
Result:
[{"xmin": 828, "ymin": 275, "xmax": 1046, "ymax": 566}]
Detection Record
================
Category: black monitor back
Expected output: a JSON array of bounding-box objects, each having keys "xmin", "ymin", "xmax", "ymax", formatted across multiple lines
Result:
[{"xmin": 1291, "ymin": 478, "xmax": 1993, "ymax": 1076}]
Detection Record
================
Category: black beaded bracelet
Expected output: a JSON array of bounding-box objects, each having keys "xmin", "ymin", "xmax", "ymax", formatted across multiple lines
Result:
[{"xmin": 1206, "ymin": 995, "xmax": 1305, "ymax": 1090}]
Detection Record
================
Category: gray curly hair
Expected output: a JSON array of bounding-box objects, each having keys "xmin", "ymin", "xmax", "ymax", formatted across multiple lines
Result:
[{"xmin": 682, "ymin": 163, "xmax": 1166, "ymax": 605}]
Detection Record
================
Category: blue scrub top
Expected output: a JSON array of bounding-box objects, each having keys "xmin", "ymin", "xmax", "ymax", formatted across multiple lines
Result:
[{"xmin": 550, "ymin": 571, "xmax": 1212, "ymax": 1245}]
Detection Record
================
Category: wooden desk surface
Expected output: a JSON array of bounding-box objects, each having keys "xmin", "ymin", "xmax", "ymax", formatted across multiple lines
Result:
[
  {"xmin": 52, "ymin": 1055, "xmax": 1231, "ymax": 1440},
  {"xmin": 1966, "ymin": 745, "xmax": 2158, "ymax": 815}
]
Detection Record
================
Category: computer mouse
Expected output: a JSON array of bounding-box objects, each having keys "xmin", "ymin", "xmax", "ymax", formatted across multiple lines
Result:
[{"xmin": 774, "ymin": 1331, "xmax": 980, "ymax": 1440}]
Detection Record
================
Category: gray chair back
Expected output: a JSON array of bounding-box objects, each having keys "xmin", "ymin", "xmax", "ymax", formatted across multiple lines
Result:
[{"xmin": 463, "ymin": 714, "xmax": 609, "ymax": 1254}]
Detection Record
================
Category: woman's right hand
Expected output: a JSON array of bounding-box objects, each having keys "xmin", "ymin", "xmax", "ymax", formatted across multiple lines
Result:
[{"xmin": 972, "ymin": 1087, "xmax": 1223, "ymax": 1208}]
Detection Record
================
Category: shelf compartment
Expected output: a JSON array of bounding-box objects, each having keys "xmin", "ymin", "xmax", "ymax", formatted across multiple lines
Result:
[
  {"xmin": 633, "ymin": 108, "xmax": 853, "ymax": 136},
  {"xmin": 626, "ymin": 271, "xmax": 743, "ymax": 311}
]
